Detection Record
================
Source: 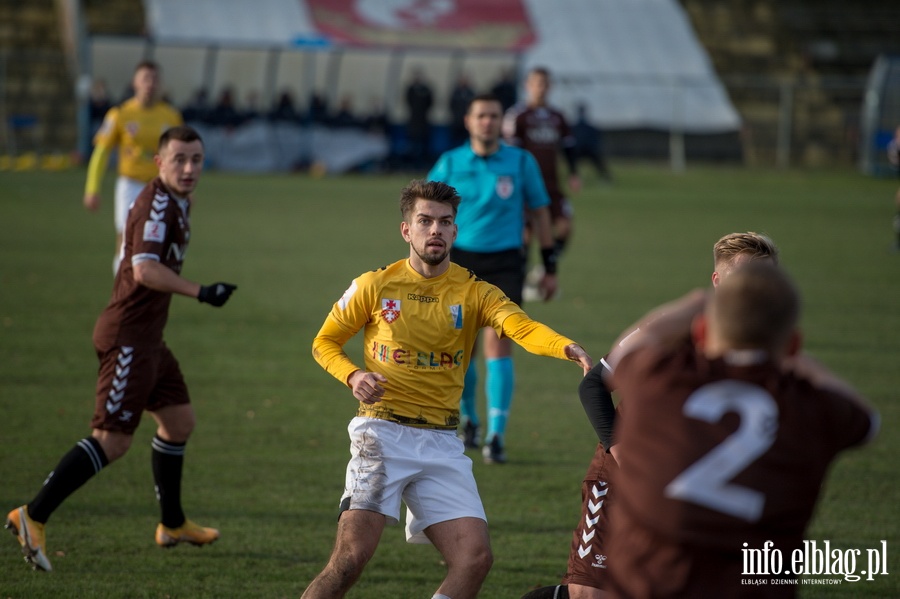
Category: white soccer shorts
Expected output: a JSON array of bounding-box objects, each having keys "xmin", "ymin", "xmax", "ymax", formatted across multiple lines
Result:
[
  {"xmin": 114, "ymin": 176, "xmax": 147, "ymax": 233},
  {"xmin": 341, "ymin": 416, "xmax": 487, "ymax": 544}
]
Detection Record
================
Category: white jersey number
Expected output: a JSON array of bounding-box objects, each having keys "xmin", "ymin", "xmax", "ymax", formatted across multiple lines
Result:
[{"xmin": 664, "ymin": 381, "xmax": 778, "ymax": 522}]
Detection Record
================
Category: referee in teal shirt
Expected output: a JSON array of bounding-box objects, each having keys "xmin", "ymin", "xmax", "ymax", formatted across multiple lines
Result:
[{"xmin": 428, "ymin": 93, "xmax": 558, "ymax": 464}]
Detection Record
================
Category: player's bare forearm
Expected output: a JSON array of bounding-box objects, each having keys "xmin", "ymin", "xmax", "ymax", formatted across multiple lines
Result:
[
  {"xmin": 133, "ymin": 259, "xmax": 202, "ymax": 298},
  {"xmin": 532, "ymin": 206, "xmax": 554, "ymax": 249}
]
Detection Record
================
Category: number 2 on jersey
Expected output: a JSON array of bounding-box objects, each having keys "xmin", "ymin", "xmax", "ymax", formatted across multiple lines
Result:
[{"xmin": 664, "ymin": 381, "xmax": 778, "ymax": 522}]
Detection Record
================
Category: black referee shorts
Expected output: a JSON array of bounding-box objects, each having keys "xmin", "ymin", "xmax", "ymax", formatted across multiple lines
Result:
[{"xmin": 450, "ymin": 247, "xmax": 526, "ymax": 306}]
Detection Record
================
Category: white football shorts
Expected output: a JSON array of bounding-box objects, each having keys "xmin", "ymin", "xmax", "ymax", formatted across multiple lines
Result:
[
  {"xmin": 114, "ymin": 176, "xmax": 147, "ymax": 233},
  {"xmin": 341, "ymin": 416, "xmax": 487, "ymax": 544}
]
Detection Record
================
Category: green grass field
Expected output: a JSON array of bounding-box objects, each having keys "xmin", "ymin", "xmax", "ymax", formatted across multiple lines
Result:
[{"xmin": 1, "ymin": 164, "xmax": 898, "ymax": 598}]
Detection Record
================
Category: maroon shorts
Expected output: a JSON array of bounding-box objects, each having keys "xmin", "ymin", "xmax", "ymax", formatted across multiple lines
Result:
[
  {"xmin": 561, "ymin": 443, "xmax": 617, "ymax": 589},
  {"xmin": 91, "ymin": 343, "xmax": 190, "ymax": 434}
]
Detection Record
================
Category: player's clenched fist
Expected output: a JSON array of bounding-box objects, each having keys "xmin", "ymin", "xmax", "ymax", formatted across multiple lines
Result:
[
  {"xmin": 348, "ymin": 370, "xmax": 387, "ymax": 405},
  {"xmin": 197, "ymin": 282, "xmax": 237, "ymax": 307}
]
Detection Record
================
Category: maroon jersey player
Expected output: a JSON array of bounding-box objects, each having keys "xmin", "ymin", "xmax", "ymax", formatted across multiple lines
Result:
[
  {"xmin": 605, "ymin": 263, "xmax": 878, "ymax": 598},
  {"xmin": 504, "ymin": 66, "xmax": 580, "ymax": 297},
  {"xmin": 6, "ymin": 126, "xmax": 237, "ymax": 572}
]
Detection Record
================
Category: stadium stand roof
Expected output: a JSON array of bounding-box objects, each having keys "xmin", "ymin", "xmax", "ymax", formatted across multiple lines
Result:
[{"xmin": 143, "ymin": 0, "xmax": 740, "ymax": 133}]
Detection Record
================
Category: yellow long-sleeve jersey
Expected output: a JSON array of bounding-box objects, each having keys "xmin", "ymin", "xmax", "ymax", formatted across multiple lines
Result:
[
  {"xmin": 85, "ymin": 99, "xmax": 183, "ymax": 194},
  {"xmin": 312, "ymin": 259, "xmax": 577, "ymax": 428}
]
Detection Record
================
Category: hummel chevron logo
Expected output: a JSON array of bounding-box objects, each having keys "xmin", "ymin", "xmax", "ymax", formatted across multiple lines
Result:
[
  {"xmin": 578, "ymin": 545, "xmax": 592, "ymax": 559},
  {"xmin": 107, "ymin": 347, "xmax": 133, "ymax": 415},
  {"xmin": 150, "ymin": 209, "xmax": 165, "ymax": 221},
  {"xmin": 153, "ymin": 194, "xmax": 168, "ymax": 208},
  {"xmin": 585, "ymin": 514, "xmax": 600, "ymax": 528},
  {"xmin": 591, "ymin": 483, "xmax": 609, "ymax": 498},
  {"xmin": 588, "ymin": 498, "xmax": 604, "ymax": 513},
  {"xmin": 117, "ymin": 350, "xmax": 134, "ymax": 367},
  {"xmin": 582, "ymin": 530, "xmax": 595, "ymax": 543}
]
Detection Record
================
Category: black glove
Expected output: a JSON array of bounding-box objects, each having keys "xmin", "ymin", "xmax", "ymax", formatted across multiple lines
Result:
[{"xmin": 198, "ymin": 282, "xmax": 237, "ymax": 307}]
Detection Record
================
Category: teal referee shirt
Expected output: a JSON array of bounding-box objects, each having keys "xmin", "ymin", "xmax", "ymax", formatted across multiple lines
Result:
[{"xmin": 428, "ymin": 142, "xmax": 550, "ymax": 253}]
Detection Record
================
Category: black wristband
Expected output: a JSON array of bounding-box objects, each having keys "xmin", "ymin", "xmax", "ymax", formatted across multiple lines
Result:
[{"xmin": 541, "ymin": 247, "xmax": 558, "ymax": 275}]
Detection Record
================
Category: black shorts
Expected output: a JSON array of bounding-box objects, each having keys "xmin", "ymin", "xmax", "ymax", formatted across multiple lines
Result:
[{"xmin": 450, "ymin": 247, "xmax": 525, "ymax": 305}]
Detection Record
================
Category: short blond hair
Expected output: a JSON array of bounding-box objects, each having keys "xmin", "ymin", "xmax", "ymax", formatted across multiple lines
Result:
[{"xmin": 713, "ymin": 232, "xmax": 779, "ymax": 271}]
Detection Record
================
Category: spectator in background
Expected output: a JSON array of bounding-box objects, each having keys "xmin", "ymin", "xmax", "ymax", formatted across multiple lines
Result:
[
  {"xmin": 88, "ymin": 78, "xmax": 113, "ymax": 135},
  {"xmin": 308, "ymin": 91, "xmax": 329, "ymax": 125},
  {"xmin": 269, "ymin": 90, "xmax": 302, "ymax": 124},
  {"xmin": 182, "ymin": 88, "xmax": 210, "ymax": 124},
  {"xmin": 363, "ymin": 96, "xmax": 389, "ymax": 136},
  {"xmin": 83, "ymin": 60, "xmax": 183, "ymax": 274},
  {"xmin": 241, "ymin": 90, "xmax": 262, "ymax": 124},
  {"xmin": 331, "ymin": 95, "xmax": 362, "ymax": 129},
  {"xmin": 449, "ymin": 74, "xmax": 476, "ymax": 147},
  {"xmin": 208, "ymin": 87, "xmax": 242, "ymax": 130},
  {"xmin": 405, "ymin": 67, "xmax": 434, "ymax": 168},
  {"xmin": 491, "ymin": 67, "xmax": 517, "ymax": 113},
  {"xmin": 573, "ymin": 102, "xmax": 613, "ymax": 183},
  {"xmin": 888, "ymin": 125, "xmax": 900, "ymax": 250}
]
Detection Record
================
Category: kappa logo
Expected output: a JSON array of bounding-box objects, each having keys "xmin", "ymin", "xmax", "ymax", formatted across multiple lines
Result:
[
  {"xmin": 106, "ymin": 346, "xmax": 134, "ymax": 415},
  {"xmin": 381, "ymin": 298, "xmax": 401, "ymax": 324}
]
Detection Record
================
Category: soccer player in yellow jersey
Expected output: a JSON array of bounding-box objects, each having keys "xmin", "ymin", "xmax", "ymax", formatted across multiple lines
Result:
[
  {"xmin": 83, "ymin": 61, "xmax": 183, "ymax": 273},
  {"xmin": 305, "ymin": 180, "xmax": 592, "ymax": 599}
]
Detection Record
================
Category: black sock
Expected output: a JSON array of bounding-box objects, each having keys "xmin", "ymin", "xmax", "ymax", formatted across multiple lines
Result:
[
  {"xmin": 28, "ymin": 437, "xmax": 109, "ymax": 523},
  {"xmin": 521, "ymin": 585, "xmax": 569, "ymax": 599},
  {"xmin": 151, "ymin": 435, "xmax": 186, "ymax": 528},
  {"xmin": 554, "ymin": 236, "xmax": 568, "ymax": 256}
]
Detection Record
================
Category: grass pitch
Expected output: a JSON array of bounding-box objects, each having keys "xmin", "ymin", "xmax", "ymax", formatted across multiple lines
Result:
[{"xmin": 0, "ymin": 164, "xmax": 898, "ymax": 598}]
